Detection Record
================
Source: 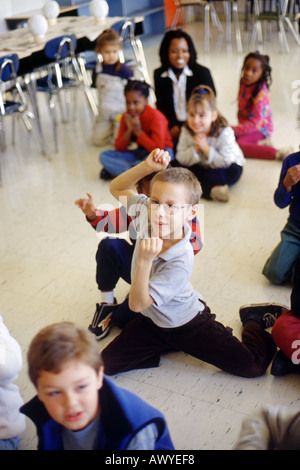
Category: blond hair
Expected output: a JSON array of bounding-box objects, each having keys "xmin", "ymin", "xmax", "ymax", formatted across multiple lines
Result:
[
  {"xmin": 187, "ymin": 85, "xmax": 228, "ymax": 137},
  {"xmin": 27, "ymin": 322, "xmax": 103, "ymax": 387},
  {"xmin": 150, "ymin": 167, "xmax": 202, "ymax": 205},
  {"xmin": 95, "ymin": 28, "xmax": 121, "ymax": 52}
]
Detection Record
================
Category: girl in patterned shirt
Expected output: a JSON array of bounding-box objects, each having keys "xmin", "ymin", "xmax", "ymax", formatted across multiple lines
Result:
[{"xmin": 232, "ymin": 51, "xmax": 293, "ymax": 160}]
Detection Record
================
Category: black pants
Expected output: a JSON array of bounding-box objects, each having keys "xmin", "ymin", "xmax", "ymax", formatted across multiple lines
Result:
[
  {"xmin": 190, "ymin": 163, "xmax": 243, "ymax": 199},
  {"xmin": 95, "ymin": 237, "xmax": 134, "ymax": 291},
  {"xmin": 291, "ymin": 255, "xmax": 300, "ymax": 317},
  {"xmin": 101, "ymin": 310, "xmax": 276, "ymax": 378}
]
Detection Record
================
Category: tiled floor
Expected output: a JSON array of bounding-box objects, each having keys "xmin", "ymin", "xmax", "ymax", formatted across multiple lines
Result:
[{"xmin": 1, "ymin": 18, "xmax": 300, "ymax": 450}]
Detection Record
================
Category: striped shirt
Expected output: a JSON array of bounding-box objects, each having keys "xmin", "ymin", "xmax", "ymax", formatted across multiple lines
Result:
[{"xmin": 87, "ymin": 206, "xmax": 202, "ymax": 255}]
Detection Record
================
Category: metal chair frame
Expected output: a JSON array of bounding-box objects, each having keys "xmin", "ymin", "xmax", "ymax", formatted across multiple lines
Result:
[
  {"xmin": 34, "ymin": 35, "xmax": 98, "ymax": 152},
  {"xmin": 171, "ymin": 0, "xmax": 242, "ymax": 53},
  {"xmin": 0, "ymin": 55, "xmax": 48, "ymax": 184},
  {"xmin": 250, "ymin": 0, "xmax": 300, "ymax": 53}
]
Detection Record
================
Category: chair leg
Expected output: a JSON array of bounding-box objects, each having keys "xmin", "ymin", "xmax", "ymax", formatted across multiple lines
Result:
[
  {"xmin": 57, "ymin": 91, "xmax": 68, "ymax": 123},
  {"xmin": 210, "ymin": 3, "xmax": 224, "ymax": 32},
  {"xmin": 77, "ymin": 56, "xmax": 99, "ymax": 117},
  {"xmin": 278, "ymin": 18, "xmax": 289, "ymax": 52},
  {"xmin": 284, "ymin": 17, "xmax": 300, "ymax": 46},
  {"xmin": 171, "ymin": 7, "xmax": 181, "ymax": 29},
  {"xmin": 25, "ymin": 111, "xmax": 50, "ymax": 157},
  {"xmin": 134, "ymin": 37, "xmax": 152, "ymax": 84},
  {"xmin": 0, "ymin": 117, "xmax": 5, "ymax": 152},
  {"xmin": 223, "ymin": 0, "xmax": 231, "ymax": 43},
  {"xmin": 204, "ymin": 3, "xmax": 210, "ymax": 52},
  {"xmin": 232, "ymin": 2, "xmax": 243, "ymax": 52},
  {"xmin": 48, "ymin": 94, "xmax": 58, "ymax": 153},
  {"xmin": 249, "ymin": 21, "xmax": 258, "ymax": 49}
]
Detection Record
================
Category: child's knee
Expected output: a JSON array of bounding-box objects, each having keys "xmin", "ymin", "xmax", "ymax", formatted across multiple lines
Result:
[
  {"xmin": 262, "ymin": 259, "xmax": 288, "ymax": 285},
  {"xmin": 96, "ymin": 237, "xmax": 119, "ymax": 260}
]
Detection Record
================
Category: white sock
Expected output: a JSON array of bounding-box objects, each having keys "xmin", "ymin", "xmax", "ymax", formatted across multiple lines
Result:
[{"xmin": 100, "ymin": 291, "xmax": 115, "ymax": 304}]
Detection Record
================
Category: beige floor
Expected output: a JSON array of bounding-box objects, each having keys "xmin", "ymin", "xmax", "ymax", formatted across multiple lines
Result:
[{"xmin": 1, "ymin": 18, "xmax": 300, "ymax": 450}]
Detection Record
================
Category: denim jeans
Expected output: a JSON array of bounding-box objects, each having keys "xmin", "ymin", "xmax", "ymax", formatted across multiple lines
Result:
[
  {"xmin": 0, "ymin": 436, "xmax": 20, "ymax": 450},
  {"xmin": 262, "ymin": 220, "xmax": 300, "ymax": 285},
  {"xmin": 99, "ymin": 147, "xmax": 174, "ymax": 176}
]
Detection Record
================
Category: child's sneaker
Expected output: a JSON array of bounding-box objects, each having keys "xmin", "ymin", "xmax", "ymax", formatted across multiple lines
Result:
[
  {"xmin": 275, "ymin": 146, "xmax": 294, "ymax": 161},
  {"xmin": 88, "ymin": 301, "xmax": 118, "ymax": 340},
  {"xmin": 257, "ymin": 138, "xmax": 274, "ymax": 147},
  {"xmin": 271, "ymin": 350, "xmax": 300, "ymax": 376},
  {"xmin": 210, "ymin": 184, "xmax": 229, "ymax": 202},
  {"xmin": 239, "ymin": 303, "xmax": 288, "ymax": 328}
]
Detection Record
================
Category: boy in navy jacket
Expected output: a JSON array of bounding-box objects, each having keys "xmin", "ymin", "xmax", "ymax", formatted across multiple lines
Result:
[{"xmin": 21, "ymin": 322, "xmax": 174, "ymax": 450}]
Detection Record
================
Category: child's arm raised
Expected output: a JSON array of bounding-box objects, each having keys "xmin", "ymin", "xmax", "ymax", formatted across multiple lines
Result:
[{"xmin": 109, "ymin": 148, "xmax": 171, "ymax": 207}]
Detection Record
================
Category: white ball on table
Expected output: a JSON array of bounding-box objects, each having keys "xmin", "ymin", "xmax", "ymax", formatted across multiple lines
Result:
[
  {"xmin": 28, "ymin": 14, "xmax": 48, "ymax": 43},
  {"xmin": 89, "ymin": 0, "xmax": 109, "ymax": 23}
]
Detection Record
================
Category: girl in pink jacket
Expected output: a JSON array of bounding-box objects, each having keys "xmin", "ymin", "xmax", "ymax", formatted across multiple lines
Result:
[{"xmin": 232, "ymin": 51, "xmax": 292, "ymax": 160}]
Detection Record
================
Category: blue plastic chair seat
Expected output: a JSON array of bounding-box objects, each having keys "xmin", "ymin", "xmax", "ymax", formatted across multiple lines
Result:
[
  {"xmin": 36, "ymin": 75, "xmax": 78, "ymax": 92},
  {"xmin": 1, "ymin": 101, "xmax": 23, "ymax": 115}
]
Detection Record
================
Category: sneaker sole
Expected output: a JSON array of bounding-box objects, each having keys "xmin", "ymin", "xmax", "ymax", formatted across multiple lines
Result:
[
  {"xmin": 239, "ymin": 302, "xmax": 289, "ymax": 312},
  {"xmin": 88, "ymin": 324, "xmax": 112, "ymax": 341}
]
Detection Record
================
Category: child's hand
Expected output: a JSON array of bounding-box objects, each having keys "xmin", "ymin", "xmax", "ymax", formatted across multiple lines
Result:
[
  {"xmin": 131, "ymin": 116, "xmax": 142, "ymax": 136},
  {"xmin": 124, "ymin": 113, "xmax": 133, "ymax": 131},
  {"xmin": 194, "ymin": 133, "xmax": 208, "ymax": 148},
  {"xmin": 145, "ymin": 148, "xmax": 171, "ymax": 172},
  {"xmin": 75, "ymin": 192, "xmax": 97, "ymax": 220},
  {"xmin": 170, "ymin": 125, "xmax": 181, "ymax": 140},
  {"xmin": 283, "ymin": 164, "xmax": 300, "ymax": 193},
  {"xmin": 138, "ymin": 237, "xmax": 163, "ymax": 262},
  {"xmin": 194, "ymin": 134, "xmax": 210, "ymax": 158}
]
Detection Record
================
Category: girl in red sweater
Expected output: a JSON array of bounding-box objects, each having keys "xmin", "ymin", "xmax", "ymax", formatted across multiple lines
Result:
[{"xmin": 99, "ymin": 80, "xmax": 173, "ymax": 179}]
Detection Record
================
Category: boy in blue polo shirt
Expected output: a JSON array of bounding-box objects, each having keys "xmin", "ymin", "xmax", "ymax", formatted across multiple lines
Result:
[{"xmin": 101, "ymin": 148, "xmax": 277, "ymax": 378}]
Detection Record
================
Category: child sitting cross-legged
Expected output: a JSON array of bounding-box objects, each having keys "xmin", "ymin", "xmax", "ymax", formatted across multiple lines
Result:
[
  {"xmin": 176, "ymin": 85, "xmax": 245, "ymax": 202},
  {"xmin": 99, "ymin": 80, "xmax": 173, "ymax": 180},
  {"xmin": 20, "ymin": 322, "xmax": 174, "ymax": 450},
  {"xmin": 100, "ymin": 148, "xmax": 277, "ymax": 378}
]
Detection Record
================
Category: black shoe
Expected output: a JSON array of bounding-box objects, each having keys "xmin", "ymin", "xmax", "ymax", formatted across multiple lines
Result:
[
  {"xmin": 271, "ymin": 350, "xmax": 300, "ymax": 376},
  {"xmin": 88, "ymin": 301, "xmax": 118, "ymax": 340},
  {"xmin": 239, "ymin": 303, "xmax": 288, "ymax": 328},
  {"xmin": 100, "ymin": 168, "xmax": 113, "ymax": 180}
]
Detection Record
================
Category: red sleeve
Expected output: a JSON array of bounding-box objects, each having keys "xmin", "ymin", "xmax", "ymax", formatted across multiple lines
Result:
[
  {"xmin": 136, "ymin": 109, "xmax": 170, "ymax": 152},
  {"xmin": 114, "ymin": 114, "xmax": 130, "ymax": 152},
  {"xmin": 87, "ymin": 206, "xmax": 131, "ymax": 233},
  {"xmin": 188, "ymin": 217, "xmax": 203, "ymax": 255}
]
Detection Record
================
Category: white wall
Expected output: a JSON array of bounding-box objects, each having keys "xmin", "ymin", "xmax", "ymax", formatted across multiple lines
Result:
[{"xmin": 0, "ymin": 0, "xmax": 46, "ymax": 32}]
